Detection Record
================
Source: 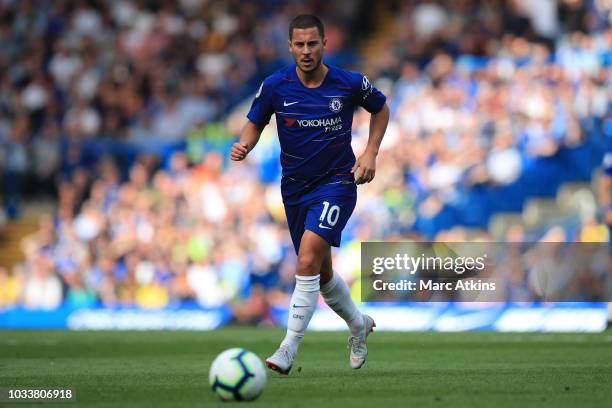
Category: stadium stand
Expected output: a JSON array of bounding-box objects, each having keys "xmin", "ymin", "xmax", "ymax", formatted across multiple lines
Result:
[{"xmin": 0, "ymin": 0, "xmax": 609, "ymax": 317}]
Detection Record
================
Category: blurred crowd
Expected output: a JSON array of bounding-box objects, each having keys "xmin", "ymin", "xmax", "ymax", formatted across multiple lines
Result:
[
  {"xmin": 0, "ymin": 0, "xmax": 363, "ymax": 139},
  {"xmin": 1, "ymin": 151, "xmax": 298, "ymax": 322},
  {"xmin": 0, "ymin": 0, "xmax": 366, "ymax": 217},
  {"xmin": 374, "ymin": 0, "xmax": 610, "ymax": 72},
  {"xmin": 0, "ymin": 0, "xmax": 610, "ymax": 316},
  {"xmin": 365, "ymin": 37, "xmax": 609, "ymax": 235}
]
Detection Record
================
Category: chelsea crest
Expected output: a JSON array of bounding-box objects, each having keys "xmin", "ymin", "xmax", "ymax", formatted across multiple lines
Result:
[{"xmin": 329, "ymin": 98, "xmax": 343, "ymax": 113}]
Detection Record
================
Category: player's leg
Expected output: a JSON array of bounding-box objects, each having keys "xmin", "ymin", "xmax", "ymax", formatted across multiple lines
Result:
[
  {"xmin": 319, "ymin": 248, "xmax": 363, "ymax": 336},
  {"xmin": 266, "ymin": 231, "xmax": 328, "ymax": 374},
  {"xmin": 305, "ymin": 191, "xmax": 375, "ymax": 369},
  {"xmin": 280, "ymin": 230, "xmax": 328, "ymax": 349},
  {"xmin": 306, "ymin": 192, "xmax": 366, "ymax": 336},
  {"xmin": 319, "ymin": 248, "xmax": 375, "ymax": 369},
  {"xmin": 319, "ymin": 246, "xmax": 333, "ymax": 285}
]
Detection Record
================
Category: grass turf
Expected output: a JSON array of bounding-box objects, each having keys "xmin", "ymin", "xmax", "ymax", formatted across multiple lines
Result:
[{"xmin": 1, "ymin": 329, "xmax": 611, "ymax": 407}]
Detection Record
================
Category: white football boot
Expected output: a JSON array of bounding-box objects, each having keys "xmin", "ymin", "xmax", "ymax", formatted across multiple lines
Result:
[
  {"xmin": 265, "ymin": 344, "xmax": 295, "ymax": 375},
  {"xmin": 348, "ymin": 314, "xmax": 376, "ymax": 369}
]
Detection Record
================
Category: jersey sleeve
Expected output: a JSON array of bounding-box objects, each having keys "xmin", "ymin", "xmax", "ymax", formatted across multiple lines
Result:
[
  {"xmin": 246, "ymin": 79, "xmax": 274, "ymax": 127},
  {"xmin": 351, "ymin": 72, "xmax": 386, "ymax": 114}
]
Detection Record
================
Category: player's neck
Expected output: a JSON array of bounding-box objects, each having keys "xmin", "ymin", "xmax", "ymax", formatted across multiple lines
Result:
[{"xmin": 295, "ymin": 64, "xmax": 328, "ymax": 88}]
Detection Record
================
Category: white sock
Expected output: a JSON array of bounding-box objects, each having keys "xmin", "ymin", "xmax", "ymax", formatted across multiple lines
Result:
[
  {"xmin": 280, "ymin": 274, "xmax": 320, "ymax": 353},
  {"xmin": 321, "ymin": 272, "xmax": 364, "ymax": 337}
]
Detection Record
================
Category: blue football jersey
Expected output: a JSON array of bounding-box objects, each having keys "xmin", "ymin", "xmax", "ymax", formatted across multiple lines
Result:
[{"xmin": 247, "ymin": 64, "xmax": 386, "ymax": 204}]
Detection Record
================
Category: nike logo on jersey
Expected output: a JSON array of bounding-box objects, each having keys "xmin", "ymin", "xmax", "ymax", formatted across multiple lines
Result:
[
  {"xmin": 318, "ymin": 223, "xmax": 332, "ymax": 230},
  {"xmin": 283, "ymin": 101, "xmax": 299, "ymax": 106}
]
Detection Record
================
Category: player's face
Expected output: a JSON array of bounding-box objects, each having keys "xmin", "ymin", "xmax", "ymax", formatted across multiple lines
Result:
[{"xmin": 288, "ymin": 27, "xmax": 326, "ymax": 73}]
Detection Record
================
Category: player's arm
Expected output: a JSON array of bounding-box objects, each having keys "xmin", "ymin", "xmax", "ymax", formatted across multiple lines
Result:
[
  {"xmin": 352, "ymin": 103, "xmax": 390, "ymax": 184},
  {"xmin": 233, "ymin": 78, "xmax": 274, "ymax": 161},
  {"xmin": 230, "ymin": 121, "xmax": 264, "ymax": 161}
]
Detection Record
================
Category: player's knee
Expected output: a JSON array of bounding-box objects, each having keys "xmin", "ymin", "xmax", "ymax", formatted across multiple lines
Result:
[{"xmin": 296, "ymin": 251, "xmax": 320, "ymax": 276}]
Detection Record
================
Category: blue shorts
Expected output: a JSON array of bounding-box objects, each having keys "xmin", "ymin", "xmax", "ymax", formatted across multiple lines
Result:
[{"xmin": 284, "ymin": 183, "xmax": 357, "ymax": 254}]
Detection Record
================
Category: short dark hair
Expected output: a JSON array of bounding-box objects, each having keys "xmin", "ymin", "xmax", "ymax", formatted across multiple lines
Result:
[{"xmin": 288, "ymin": 14, "xmax": 324, "ymax": 40}]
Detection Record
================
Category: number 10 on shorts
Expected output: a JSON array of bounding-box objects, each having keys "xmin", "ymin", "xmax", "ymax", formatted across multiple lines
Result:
[{"xmin": 319, "ymin": 201, "xmax": 340, "ymax": 229}]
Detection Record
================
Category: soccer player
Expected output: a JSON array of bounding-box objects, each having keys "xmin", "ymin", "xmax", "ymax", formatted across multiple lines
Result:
[{"xmin": 230, "ymin": 14, "xmax": 389, "ymax": 374}]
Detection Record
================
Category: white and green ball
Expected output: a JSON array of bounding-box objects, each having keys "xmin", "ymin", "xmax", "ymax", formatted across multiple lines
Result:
[{"xmin": 209, "ymin": 348, "xmax": 267, "ymax": 401}]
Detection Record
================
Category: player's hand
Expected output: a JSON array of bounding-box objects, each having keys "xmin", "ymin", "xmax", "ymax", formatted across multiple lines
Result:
[
  {"xmin": 230, "ymin": 142, "xmax": 249, "ymax": 161},
  {"xmin": 352, "ymin": 150, "xmax": 377, "ymax": 184}
]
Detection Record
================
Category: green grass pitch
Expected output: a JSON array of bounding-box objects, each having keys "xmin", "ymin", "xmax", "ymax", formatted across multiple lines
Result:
[{"xmin": 2, "ymin": 328, "xmax": 611, "ymax": 407}]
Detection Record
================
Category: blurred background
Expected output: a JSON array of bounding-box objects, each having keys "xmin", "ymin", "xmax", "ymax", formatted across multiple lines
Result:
[{"xmin": 0, "ymin": 0, "xmax": 610, "ymax": 331}]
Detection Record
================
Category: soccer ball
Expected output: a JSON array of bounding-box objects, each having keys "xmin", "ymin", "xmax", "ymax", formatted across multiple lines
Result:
[{"xmin": 209, "ymin": 348, "xmax": 267, "ymax": 401}]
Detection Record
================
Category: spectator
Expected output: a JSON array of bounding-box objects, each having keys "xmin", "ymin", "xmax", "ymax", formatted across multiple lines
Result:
[
  {"xmin": 0, "ymin": 266, "xmax": 21, "ymax": 308},
  {"xmin": 22, "ymin": 254, "xmax": 62, "ymax": 310}
]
